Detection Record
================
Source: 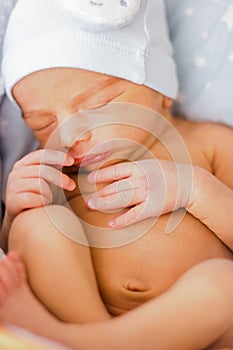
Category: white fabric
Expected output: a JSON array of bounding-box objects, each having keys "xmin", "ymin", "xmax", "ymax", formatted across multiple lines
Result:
[
  {"xmin": 165, "ymin": 0, "xmax": 233, "ymax": 127},
  {"xmin": 0, "ymin": 0, "xmax": 18, "ymax": 224},
  {"xmin": 2, "ymin": 0, "xmax": 178, "ymax": 102},
  {"xmin": 57, "ymin": 0, "xmax": 142, "ymax": 32},
  {"xmin": 0, "ymin": 0, "xmax": 18, "ymax": 103}
]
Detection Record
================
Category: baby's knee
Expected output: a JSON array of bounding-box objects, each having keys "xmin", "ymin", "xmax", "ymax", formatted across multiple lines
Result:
[
  {"xmin": 187, "ymin": 258, "xmax": 233, "ymax": 305},
  {"xmin": 9, "ymin": 205, "xmax": 87, "ymax": 253},
  {"xmin": 198, "ymin": 258, "xmax": 233, "ymax": 281},
  {"xmin": 207, "ymin": 259, "xmax": 233, "ymax": 300},
  {"xmin": 9, "ymin": 206, "xmax": 56, "ymax": 252}
]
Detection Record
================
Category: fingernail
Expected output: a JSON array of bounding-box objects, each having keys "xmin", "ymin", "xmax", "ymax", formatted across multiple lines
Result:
[
  {"xmin": 65, "ymin": 155, "xmax": 74, "ymax": 165},
  {"xmin": 64, "ymin": 178, "xmax": 76, "ymax": 190},
  {"xmin": 109, "ymin": 219, "xmax": 117, "ymax": 228},
  {"xmin": 69, "ymin": 181, "xmax": 76, "ymax": 190},
  {"xmin": 87, "ymin": 199, "xmax": 95, "ymax": 209}
]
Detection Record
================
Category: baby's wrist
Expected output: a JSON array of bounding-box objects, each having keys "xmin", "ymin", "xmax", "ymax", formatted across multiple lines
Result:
[
  {"xmin": 186, "ymin": 166, "xmax": 210, "ymax": 215},
  {"xmin": 172, "ymin": 162, "xmax": 195, "ymax": 211}
]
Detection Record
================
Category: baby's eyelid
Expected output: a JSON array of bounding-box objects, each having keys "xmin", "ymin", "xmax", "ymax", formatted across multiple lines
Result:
[
  {"xmin": 33, "ymin": 120, "xmax": 57, "ymax": 132},
  {"xmin": 25, "ymin": 115, "xmax": 57, "ymax": 131},
  {"xmin": 23, "ymin": 113, "xmax": 56, "ymax": 120},
  {"xmin": 84, "ymin": 102, "xmax": 108, "ymax": 111},
  {"xmin": 73, "ymin": 93, "xmax": 123, "ymax": 113}
]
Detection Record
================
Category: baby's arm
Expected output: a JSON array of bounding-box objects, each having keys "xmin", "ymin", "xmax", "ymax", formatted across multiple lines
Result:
[
  {"xmin": 188, "ymin": 124, "xmax": 233, "ymax": 251},
  {"xmin": 86, "ymin": 126, "xmax": 233, "ymax": 251},
  {"xmin": 187, "ymin": 166, "xmax": 233, "ymax": 251}
]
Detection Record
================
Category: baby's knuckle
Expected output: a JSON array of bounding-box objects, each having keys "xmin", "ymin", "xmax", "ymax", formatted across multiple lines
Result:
[
  {"xmin": 120, "ymin": 190, "xmax": 131, "ymax": 205},
  {"xmin": 39, "ymin": 164, "xmax": 47, "ymax": 176},
  {"xmin": 19, "ymin": 193, "xmax": 33, "ymax": 208},
  {"xmin": 128, "ymin": 208, "xmax": 139, "ymax": 221},
  {"xmin": 119, "ymin": 215, "xmax": 128, "ymax": 226},
  {"xmin": 31, "ymin": 178, "xmax": 41, "ymax": 191},
  {"xmin": 111, "ymin": 182, "xmax": 119, "ymax": 194},
  {"xmin": 112, "ymin": 164, "xmax": 121, "ymax": 179},
  {"xmin": 141, "ymin": 179, "xmax": 149, "ymax": 192}
]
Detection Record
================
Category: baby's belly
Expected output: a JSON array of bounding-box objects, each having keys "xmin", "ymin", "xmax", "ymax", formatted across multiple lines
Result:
[
  {"xmin": 90, "ymin": 214, "xmax": 232, "ymax": 316},
  {"xmin": 70, "ymin": 198, "xmax": 233, "ymax": 316}
]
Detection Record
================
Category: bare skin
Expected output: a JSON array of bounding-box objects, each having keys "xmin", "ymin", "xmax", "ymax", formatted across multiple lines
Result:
[
  {"xmin": 5, "ymin": 68, "xmax": 233, "ymax": 317},
  {"xmin": 1, "ymin": 68, "xmax": 233, "ymax": 348},
  {"xmin": 0, "ymin": 252, "xmax": 59, "ymax": 337},
  {"xmin": 1, "ymin": 252, "xmax": 233, "ymax": 349}
]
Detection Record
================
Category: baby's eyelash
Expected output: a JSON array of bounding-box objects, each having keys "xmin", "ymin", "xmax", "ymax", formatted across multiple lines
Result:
[
  {"xmin": 33, "ymin": 120, "xmax": 57, "ymax": 132},
  {"xmin": 25, "ymin": 115, "xmax": 57, "ymax": 132}
]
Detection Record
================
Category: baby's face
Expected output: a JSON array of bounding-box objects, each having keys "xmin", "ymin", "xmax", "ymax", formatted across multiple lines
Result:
[{"xmin": 13, "ymin": 68, "xmax": 167, "ymax": 170}]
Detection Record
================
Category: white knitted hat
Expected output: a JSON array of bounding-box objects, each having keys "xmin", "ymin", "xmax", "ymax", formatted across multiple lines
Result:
[{"xmin": 2, "ymin": 0, "xmax": 178, "ymax": 102}]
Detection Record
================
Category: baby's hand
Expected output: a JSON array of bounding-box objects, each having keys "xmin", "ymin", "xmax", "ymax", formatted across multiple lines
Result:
[
  {"xmin": 86, "ymin": 159, "xmax": 193, "ymax": 228},
  {"xmin": 5, "ymin": 149, "xmax": 75, "ymax": 222}
]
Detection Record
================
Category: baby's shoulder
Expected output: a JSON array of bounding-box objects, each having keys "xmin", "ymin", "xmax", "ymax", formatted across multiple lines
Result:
[
  {"xmin": 176, "ymin": 118, "xmax": 233, "ymax": 167},
  {"xmin": 190, "ymin": 121, "xmax": 233, "ymax": 150},
  {"xmin": 185, "ymin": 121, "xmax": 233, "ymax": 186},
  {"xmin": 178, "ymin": 119, "xmax": 233, "ymax": 148}
]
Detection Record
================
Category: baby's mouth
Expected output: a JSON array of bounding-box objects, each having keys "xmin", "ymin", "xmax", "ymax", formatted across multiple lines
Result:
[{"xmin": 72, "ymin": 151, "xmax": 111, "ymax": 167}]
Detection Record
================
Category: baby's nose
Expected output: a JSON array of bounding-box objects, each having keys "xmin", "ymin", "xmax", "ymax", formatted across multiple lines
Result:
[{"xmin": 58, "ymin": 116, "xmax": 92, "ymax": 148}]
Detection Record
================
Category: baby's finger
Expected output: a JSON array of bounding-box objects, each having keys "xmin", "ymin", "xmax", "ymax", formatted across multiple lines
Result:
[
  {"xmin": 87, "ymin": 187, "xmax": 145, "ymax": 211},
  {"xmin": 12, "ymin": 165, "xmax": 75, "ymax": 191},
  {"xmin": 14, "ymin": 192, "xmax": 52, "ymax": 209},
  {"xmin": 88, "ymin": 162, "xmax": 134, "ymax": 183},
  {"xmin": 108, "ymin": 203, "xmax": 148, "ymax": 228},
  {"xmin": 39, "ymin": 166, "xmax": 75, "ymax": 190},
  {"xmin": 91, "ymin": 179, "xmax": 137, "ymax": 198},
  {"xmin": 0, "ymin": 256, "xmax": 20, "ymax": 290},
  {"xmin": 8, "ymin": 252, "xmax": 27, "ymax": 281},
  {"xmin": 13, "ymin": 149, "xmax": 74, "ymax": 169},
  {"xmin": 24, "ymin": 178, "xmax": 53, "ymax": 203},
  {"xmin": 8, "ymin": 178, "xmax": 53, "ymax": 203},
  {"xmin": 7, "ymin": 251, "xmax": 21, "ymax": 262}
]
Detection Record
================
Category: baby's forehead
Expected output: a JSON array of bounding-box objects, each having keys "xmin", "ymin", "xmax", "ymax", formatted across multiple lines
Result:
[{"xmin": 12, "ymin": 67, "xmax": 132, "ymax": 113}]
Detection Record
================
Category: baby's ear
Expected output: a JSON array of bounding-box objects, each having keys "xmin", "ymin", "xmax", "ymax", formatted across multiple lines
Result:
[{"xmin": 163, "ymin": 96, "xmax": 173, "ymax": 109}]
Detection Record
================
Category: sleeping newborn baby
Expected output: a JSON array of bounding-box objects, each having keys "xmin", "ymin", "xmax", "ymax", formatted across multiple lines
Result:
[{"xmin": 1, "ymin": 1, "xmax": 233, "ymax": 349}]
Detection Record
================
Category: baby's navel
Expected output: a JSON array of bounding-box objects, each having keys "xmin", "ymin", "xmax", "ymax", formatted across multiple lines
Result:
[{"xmin": 123, "ymin": 278, "xmax": 150, "ymax": 293}]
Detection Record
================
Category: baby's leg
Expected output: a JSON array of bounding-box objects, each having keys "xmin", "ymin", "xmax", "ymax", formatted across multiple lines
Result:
[
  {"xmin": 8, "ymin": 205, "xmax": 110, "ymax": 323},
  {"xmin": 0, "ymin": 251, "xmax": 63, "ymax": 339},
  {"xmin": 64, "ymin": 258, "xmax": 233, "ymax": 350},
  {"xmin": 1, "ymin": 257, "xmax": 233, "ymax": 350},
  {"xmin": 103, "ymin": 258, "xmax": 233, "ymax": 350}
]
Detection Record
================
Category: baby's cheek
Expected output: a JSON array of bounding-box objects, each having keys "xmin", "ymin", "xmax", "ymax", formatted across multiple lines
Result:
[{"xmin": 34, "ymin": 130, "xmax": 54, "ymax": 149}]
